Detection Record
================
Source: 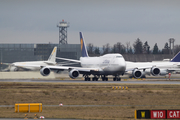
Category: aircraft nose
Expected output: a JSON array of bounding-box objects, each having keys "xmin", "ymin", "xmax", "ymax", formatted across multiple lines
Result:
[
  {"xmin": 120, "ymin": 63, "xmax": 126, "ymax": 71},
  {"xmin": 119, "ymin": 59, "xmax": 126, "ymax": 71}
]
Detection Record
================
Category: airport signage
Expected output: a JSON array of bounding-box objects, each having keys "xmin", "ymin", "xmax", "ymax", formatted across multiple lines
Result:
[
  {"xmin": 151, "ymin": 110, "xmax": 166, "ymax": 119},
  {"xmin": 167, "ymin": 110, "xmax": 180, "ymax": 119},
  {"xmin": 135, "ymin": 109, "xmax": 180, "ymax": 119},
  {"xmin": 135, "ymin": 110, "xmax": 150, "ymax": 119}
]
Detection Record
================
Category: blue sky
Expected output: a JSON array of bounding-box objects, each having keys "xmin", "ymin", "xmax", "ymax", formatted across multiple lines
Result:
[{"xmin": 0, "ymin": 0, "xmax": 180, "ymax": 49}]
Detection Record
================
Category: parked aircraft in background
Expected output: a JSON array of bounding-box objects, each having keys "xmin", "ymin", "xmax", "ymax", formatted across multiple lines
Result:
[
  {"xmin": 40, "ymin": 32, "xmax": 126, "ymax": 81},
  {"xmin": 125, "ymin": 51, "xmax": 180, "ymax": 78},
  {"xmin": 1, "ymin": 46, "xmax": 57, "ymax": 71}
]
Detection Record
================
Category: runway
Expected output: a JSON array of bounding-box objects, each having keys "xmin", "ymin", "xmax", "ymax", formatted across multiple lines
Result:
[{"xmin": 0, "ymin": 79, "xmax": 180, "ymax": 84}]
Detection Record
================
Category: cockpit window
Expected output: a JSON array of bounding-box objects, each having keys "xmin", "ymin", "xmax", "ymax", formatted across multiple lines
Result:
[{"xmin": 116, "ymin": 56, "xmax": 122, "ymax": 58}]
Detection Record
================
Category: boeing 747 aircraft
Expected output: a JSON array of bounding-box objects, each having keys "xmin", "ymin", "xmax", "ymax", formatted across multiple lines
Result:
[
  {"xmin": 40, "ymin": 32, "xmax": 126, "ymax": 81},
  {"xmin": 1, "ymin": 46, "xmax": 57, "ymax": 71},
  {"xmin": 40, "ymin": 32, "xmax": 180, "ymax": 81}
]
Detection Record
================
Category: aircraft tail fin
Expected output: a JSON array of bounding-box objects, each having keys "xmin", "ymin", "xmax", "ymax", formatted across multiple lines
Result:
[
  {"xmin": 48, "ymin": 46, "xmax": 57, "ymax": 62},
  {"xmin": 171, "ymin": 51, "xmax": 180, "ymax": 62},
  {"xmin": 80, "ymin": 32, "xmax": 89, "ymax": 57}
]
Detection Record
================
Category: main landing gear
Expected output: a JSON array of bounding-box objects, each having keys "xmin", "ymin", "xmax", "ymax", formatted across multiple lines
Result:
[
  {"xmin": 83, "ymin": 75, "xmax": 121, "ymax": 81},
  {"xmin": 84, "ymin": 75, "xmax": 90, "ymax": 81},
  {"xmin": 101, "ymin": 75, "xmax": 108, "ymax": 81},
  {"xmin": 113, "ymin": 76, "xmax": 121, "ymax": 81},
  {"xmin": 84, "ymin": 75, "xmax": 99, "ymax": 81},
  {"xmin": 92, "ymin": 75, "xmax": 99, "ymax": 81}
]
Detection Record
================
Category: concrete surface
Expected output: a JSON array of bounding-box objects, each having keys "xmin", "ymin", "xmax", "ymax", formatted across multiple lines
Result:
[
  {"xmin": 1, "ymin": 79, "xmax": 180, "ymax": 84},
  {"xmin": 0, "ymin": 71, "xmax": 180, "ymax": 80},
  {"xmin": 0, "ymin": 71, "xmax": 55, "ymax": 79}
]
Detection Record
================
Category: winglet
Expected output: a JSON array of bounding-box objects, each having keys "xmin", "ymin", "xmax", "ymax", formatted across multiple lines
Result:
[
  {"xmin": 171, "ymin": 51, "xmax": 180, "ymax": 62},
  {"xmin": 48, "ymin": 46, "xmax": 57, "ymax": 62},
  {"xmin": 80, "ymin": 32, "xmax": 89, "ymax": 57}
]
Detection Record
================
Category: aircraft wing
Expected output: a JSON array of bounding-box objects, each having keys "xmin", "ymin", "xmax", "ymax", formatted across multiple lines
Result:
[
  {"xmin": 125, "ymin": 61, "xmax": 178, "ymax": 72},
  {"xmin": 125, "ymin": 66, "xmax": 154, "ymax": 72},
  {"xmin": 15, "ymin": 66, "xmax": 35, "ymax": 71},
  {"xmin": 44, "ymin": 65, "xmax": 101, "ymax": 72},
  {"xmin": 40, "ymin": 65, "xmax": 103, "ymax": 76},
  {"xmin": 125, "ymin": 65, "xmax": 167, "ymax": 72},
  {"xmin": 57, "ymin": 63, "xmax": 80, "ymax": 66},
  {"xmin": 56, "ymin": 57, "xmax": 81, "ymax": 63},
  {"xmin": 12, "ymin": 64, "xmax": 41, "ymax": 71}
]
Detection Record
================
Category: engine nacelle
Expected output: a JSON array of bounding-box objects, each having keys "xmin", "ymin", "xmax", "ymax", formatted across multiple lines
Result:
[
  {"xmin": 151, "ymin": 67, "xmax": 160, "ymax": 76},
  {"xmin": 132, "ymin": 69, "xmax": 145, "ymax": 78},
  {"xmin": 69, "ymin": 69, "xmax": 79, "ymax": 79},
  {"xmin": 159, "ymin": 69, "xmax": 168, "ymax": 76},
  {"xmin": 40, "ymin": 67, "xmax": 51, "ymax": 76},
  {"xmin": 10, "ymin": 66, "xmax": 18, "ymax": 71}
]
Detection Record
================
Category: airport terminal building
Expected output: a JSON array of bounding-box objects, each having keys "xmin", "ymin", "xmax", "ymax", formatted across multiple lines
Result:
[{"xmin": 0, "ymin": 43, "xmax": 81, "ymax": 70}]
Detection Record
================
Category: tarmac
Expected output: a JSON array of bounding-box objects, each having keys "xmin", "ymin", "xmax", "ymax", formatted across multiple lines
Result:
[
  {"xmin": 1, "ymin": 71, "xmax": 180, "ymax": 80},
  {"xmin": 0, "ymin": 79, "xmax": 180, "ymax": 85}
]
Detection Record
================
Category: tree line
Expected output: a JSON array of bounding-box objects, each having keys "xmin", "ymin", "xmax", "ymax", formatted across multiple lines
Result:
[{"xmin": 87, "ymin": 38, "xmax": 180, "ymax": 56}]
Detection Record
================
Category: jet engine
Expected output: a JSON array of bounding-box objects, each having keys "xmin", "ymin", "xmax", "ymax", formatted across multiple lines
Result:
[
  {"xmin": 40, "ymin": 67, "xmax": 51, "ymax": 76},
  {"xmin": 10, "ymin": 66, "xmax": 18, "ymax": 71},
  {"xmin": 69, "ymin": 69, "xmax": 79, "ymax": 79},
  {"xmin": 151, "ymin": 67, "xmax": 168, "ymax": 76},
  {"xmin": 159, "ymin": 69, "xmax": 168, "ymax": 76},
  {"xmin": 132, "ymin": 69, "xmax": 145, "ymax": 78},
  {"xmin": 151, "ymin": 67, "xmax": 160, "ymax": 76}
]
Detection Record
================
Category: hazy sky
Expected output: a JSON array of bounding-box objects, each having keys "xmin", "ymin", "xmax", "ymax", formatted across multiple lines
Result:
[{"xmin": 0, "ymin": 0, "xmax": 180, "ymax": 49}]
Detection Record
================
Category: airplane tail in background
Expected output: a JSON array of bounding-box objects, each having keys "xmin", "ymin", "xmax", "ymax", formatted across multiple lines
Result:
[
  {"xmin": 80, "ymin": 32, "xmax": 89, "ymax": 57},
  {"xmin": 171, "ymin": 51, "xmax": 180, "ymax": 62},
  {"xmin": 48, "ymin": 46, "xmax": 57, "ymax": 63}
]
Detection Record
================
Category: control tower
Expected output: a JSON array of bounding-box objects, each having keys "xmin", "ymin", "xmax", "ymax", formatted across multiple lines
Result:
[
  {"xmin": 57, "ymin": 20, "xmax": 69, "ymax": 44},
  {"xmin": 169, "ymin": 38, "xmax": 175, "ymax": 56}
]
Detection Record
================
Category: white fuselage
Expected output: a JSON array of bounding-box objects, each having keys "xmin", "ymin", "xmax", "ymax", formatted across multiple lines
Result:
[
  {"xmin": 11, "ymin": 61, "xmax": 56, "ymax": 71},
  {"xmin": 80, "ymin": 54, "xmax": 126, "ymax": 75}
]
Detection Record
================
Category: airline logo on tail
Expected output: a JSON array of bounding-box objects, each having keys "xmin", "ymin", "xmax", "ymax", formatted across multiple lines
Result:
[
  {"xmin": 48, "ymin": 46, "xmax": 57, "ymax": 62},
  {"xmin": 171, "ymin": 51, "xmax": 180, "ymax": 62},
  {"xmin": 80, "ymin": 32, "xmax": 89, "ymax": 57},
  {"xmin": 52, "ymin": 47, "xmax": 57, "ymax": 55}
]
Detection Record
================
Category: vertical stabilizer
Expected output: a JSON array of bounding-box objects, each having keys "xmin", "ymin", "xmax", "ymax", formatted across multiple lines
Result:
[
  {"xmin": 48, "ymin": 46, "xmax": 57, "ymax": 62},
  {"xmin": 171, "ymin": 51, "xmax": 180, "ymax": 62},
  {"xmin": 80, "ymin": 32, "xmax": 89, "ymax": 57}
]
